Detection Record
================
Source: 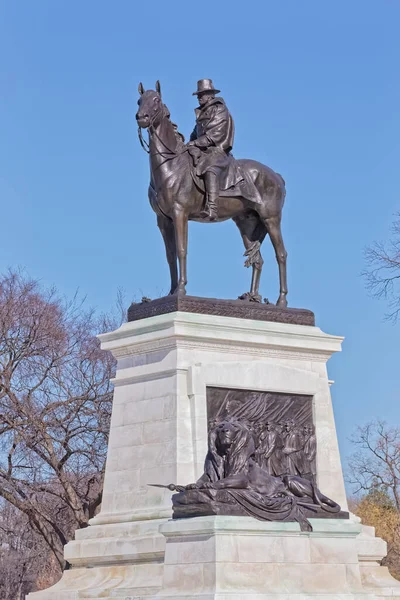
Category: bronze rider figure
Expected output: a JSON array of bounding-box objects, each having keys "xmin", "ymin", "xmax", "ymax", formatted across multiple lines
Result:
[{"xmin": 187, "ymin": 79, "xmax": 241, "ymax": 221}]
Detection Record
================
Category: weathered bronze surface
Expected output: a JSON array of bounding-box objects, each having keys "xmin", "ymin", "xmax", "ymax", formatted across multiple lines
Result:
[
  {"xmin": 207, "ymin": 388, "xmax": 316, "ymax": 481},
  {"xmin": 154, "ymin": 387, "xmax": 346, "ymax": 529},
  {"xmin": 171, "ymin": 418, "xmax": 347, "ymax": 531},
  {"xmin": 136, "ymin": 79, "xmax": 289, "ymax": 307},
  {"xmin": 127, "ymin": 295, "xmax": 315, "ymax": 326}
]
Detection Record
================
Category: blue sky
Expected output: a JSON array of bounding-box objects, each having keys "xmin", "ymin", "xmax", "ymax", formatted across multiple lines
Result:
[{"xmin": 1, "ymin": 1, "xmax": 399, "ymax": 472}]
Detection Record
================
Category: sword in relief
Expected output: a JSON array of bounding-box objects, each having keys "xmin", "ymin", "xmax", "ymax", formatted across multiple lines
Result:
[{"xmin": 148, "ymin": 483, "xmax": 186, "ymax": 492}]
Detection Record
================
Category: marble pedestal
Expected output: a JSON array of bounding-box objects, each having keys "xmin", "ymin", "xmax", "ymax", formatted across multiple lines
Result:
[
  {"xmin": 27, "ymin": 311, "xmax": 400, "ymax": 599},
  {"xmin": 157, "ymin": 516, "xmax": 370, "ymax": 599}
]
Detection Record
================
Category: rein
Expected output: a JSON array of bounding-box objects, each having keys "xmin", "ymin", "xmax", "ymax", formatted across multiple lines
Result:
[
  {"xmin": 138, "ymin": 126, "xmax": 151, "ymax": 153},
  {"xmin": 137, "ymin": 108, "xmax": 187, "ymax": 165}
]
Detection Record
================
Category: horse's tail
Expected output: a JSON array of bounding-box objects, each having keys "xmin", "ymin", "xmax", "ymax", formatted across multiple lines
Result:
[
  {"xmin": 244, "ymin": 241, "xmax": 262, "ymax": 268},
  {"xmin": 243, "ymin": 218, "xmax": 268, "ymax": 268}
]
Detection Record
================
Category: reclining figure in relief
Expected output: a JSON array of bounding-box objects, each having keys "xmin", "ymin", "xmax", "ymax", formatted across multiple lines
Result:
[{"xmin": 164, "ymin": 419, "xmax": 345, "ymax": 531}]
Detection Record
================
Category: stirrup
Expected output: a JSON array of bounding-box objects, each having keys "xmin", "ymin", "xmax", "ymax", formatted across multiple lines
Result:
[{"xmin": 201, "ymin": 205, "xmax": 218, "ymax": 221}]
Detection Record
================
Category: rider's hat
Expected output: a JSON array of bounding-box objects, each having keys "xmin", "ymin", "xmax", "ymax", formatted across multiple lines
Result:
[{"xmin": 192, "ymin": 78, "xmax": 220, "ymax": 96}]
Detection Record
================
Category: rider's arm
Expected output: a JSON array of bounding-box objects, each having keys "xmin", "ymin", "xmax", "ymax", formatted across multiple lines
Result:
[{"xmin": 193, "ymin": 104, "xmax": 229, "ymax": 149}]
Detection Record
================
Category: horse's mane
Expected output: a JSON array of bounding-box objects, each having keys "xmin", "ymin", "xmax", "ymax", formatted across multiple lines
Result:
[
  {"xmin": 203, "ymin": 427, "xmax": 224, "ymax": 483},
  {"xmin": 162, "ymin": 103, "xmax": 186, "ymax": 145}
]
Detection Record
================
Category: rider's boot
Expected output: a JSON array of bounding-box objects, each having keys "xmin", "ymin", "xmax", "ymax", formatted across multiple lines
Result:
[{"xmin": 201, "ymin": 172, "xmax": 219, "ymax": 221}]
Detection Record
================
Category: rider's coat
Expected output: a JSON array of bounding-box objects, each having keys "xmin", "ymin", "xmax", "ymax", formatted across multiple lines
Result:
[{"xmin": 190, "ymin": 97, "xmax": 243, "ymax": 191}]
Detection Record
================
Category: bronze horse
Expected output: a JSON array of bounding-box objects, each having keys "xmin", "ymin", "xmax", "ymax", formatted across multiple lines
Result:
[{"xmin": 136, "ymin": 82, "xmax": 288, "ymax": 306}]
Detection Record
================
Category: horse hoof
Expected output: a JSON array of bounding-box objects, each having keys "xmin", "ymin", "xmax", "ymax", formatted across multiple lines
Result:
[
  {"xmin": 250, "ymin": 294, "xmax": 262, "ymax": 303},
  {"xmin": 276, "ymin": 295, "xmax": 288, "ymax": 308},
  {"xmin": 171, "ymin": 284, "xmax": 187, "ymax": 296}
]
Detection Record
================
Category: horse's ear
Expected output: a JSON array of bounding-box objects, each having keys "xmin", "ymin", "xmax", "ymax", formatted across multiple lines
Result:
[
  {"xmin": 155, "ymin": 80, "xmax": 162, "ymax": 98},
  {"xmin": 138, "ymin": 82, "xmax": 145, "ymax": 95}
]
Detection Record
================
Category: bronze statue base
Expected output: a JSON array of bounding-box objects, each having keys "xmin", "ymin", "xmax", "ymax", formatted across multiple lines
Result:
[
  {"xmin": 127, "ymin": 294, "xmax": 315, "ymax": 326},
  {"xmin": 172, "ymin": 497, "xmax": 349, "ymax": 521},
  {"xmin": 172, "ymin": 488, "xmax": 348, "ymax": 532}
]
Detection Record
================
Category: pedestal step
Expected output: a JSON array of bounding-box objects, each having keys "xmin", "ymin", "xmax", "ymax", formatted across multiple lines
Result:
[
  {"xmin": 155, "ymin": 517, "xmax": 374, "ymax": 599},
  {"xmin": 27, "ymin": 564, "xmax": 163, "ymax": 599}
]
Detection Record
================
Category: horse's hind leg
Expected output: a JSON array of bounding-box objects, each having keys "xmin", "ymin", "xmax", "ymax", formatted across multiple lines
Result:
[
  {"xmin": 157, "ymin": 214, "xmax": 178, "ymax": 295},
  {"xmin": 264, "ymin": 214, "xmax": 288, "ymax": 307},
  {"xmin": 233, "ymin": 213, "xmax": 267, "ymax": 302}
]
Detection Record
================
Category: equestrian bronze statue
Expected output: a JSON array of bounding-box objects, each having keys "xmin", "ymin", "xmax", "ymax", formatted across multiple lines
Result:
[{"xmin": 136, "ymin": 79, "xmax": 288, "ymax": 306}]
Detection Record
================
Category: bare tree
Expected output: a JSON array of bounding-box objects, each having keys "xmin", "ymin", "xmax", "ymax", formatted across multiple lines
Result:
[
  {"xmin": 348, "ymin": 420, "xmax": 400, "ymax": 579},
  {"xmin": 0, "ymin": 500, "xmax": 58, "ymax": 599},
  {"xmin": 364, "ymin": 212, "xmax": 400, "ymax": 321},
  {"xmin": 0, "ymin": 270, "xmax": 117, "ymax": 577},
  {"xmin": 348, "ymin": 420, "xmax": 400, "ymax": 510}
]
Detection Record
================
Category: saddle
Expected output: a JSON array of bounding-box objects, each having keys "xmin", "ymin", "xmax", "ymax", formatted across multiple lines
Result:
[{"xmin": 188, "ymin": 150, "xmax": 262, "ymax": 205}]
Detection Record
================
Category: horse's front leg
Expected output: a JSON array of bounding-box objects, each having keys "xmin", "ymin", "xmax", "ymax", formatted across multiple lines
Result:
[
  {"xmin": 172, "ymin": 206, "xmax": 188, "ymax": 295},
  {"xmin": 265, "ymin": 215, "xmax": 288, "ymax": 307},
  {"xmin": 157, "ymin": 214, "xmax": 178, "ymax": 295}
]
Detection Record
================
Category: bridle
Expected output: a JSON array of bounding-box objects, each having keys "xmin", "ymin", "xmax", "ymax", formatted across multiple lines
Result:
[
  {"xmin": 138, "ymin": 125, "xmax": 151, "ymax": 154},
  {"xmin": 137, "ymin": 103, "xmax": 187, "ymax": 167}
]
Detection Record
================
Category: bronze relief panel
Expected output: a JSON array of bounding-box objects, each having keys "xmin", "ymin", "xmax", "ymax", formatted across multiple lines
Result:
[{"xmin": 206, "ymin": 387, "xmax": 316, "ymax": 481}]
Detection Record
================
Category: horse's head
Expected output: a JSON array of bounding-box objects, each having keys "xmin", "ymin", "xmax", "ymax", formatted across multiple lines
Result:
[{"xmin": 136, "ymin": 81, "xmax": 163, "ymax": 128}]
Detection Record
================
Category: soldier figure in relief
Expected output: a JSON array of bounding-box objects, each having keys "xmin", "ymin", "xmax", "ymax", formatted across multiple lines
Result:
[
  {"xmin": 303, "ymin": 424, "xmax": 317, "ymax": 480},
  {"xmin": 187, "ymin": 79, "xmax": 244, "ymax": 221},
  {"xmin": 282, "ymin": 420, "xmax": 311, "ymax": 478},
  {"xmin": 256, "ymin": 421, "xmax": 287, "ymax": 476}
]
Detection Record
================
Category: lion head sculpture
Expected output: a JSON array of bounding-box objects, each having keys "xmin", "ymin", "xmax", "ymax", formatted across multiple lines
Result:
[{"xmin": 209, "ymin": 418, "xmax": 255, "ymax": 478}]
